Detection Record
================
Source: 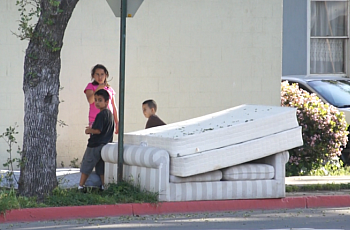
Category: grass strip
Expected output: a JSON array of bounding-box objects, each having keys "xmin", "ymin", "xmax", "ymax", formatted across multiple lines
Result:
[
  {"xmin": 286, "ymin": 183, "xmax": 350, "ymax": 193},
  {"xmin": 0, "ymin": 181, "xmax": 158, "ymax": 214}
]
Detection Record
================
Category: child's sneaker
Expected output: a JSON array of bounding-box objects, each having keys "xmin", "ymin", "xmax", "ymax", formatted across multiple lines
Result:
[
  {"xmin": 99, "ymin": 185, "xmax": 105, "ymax": 191},
  {"xmin": 78, "ymin": 185, "xmax": 87, "ymax": 193}
]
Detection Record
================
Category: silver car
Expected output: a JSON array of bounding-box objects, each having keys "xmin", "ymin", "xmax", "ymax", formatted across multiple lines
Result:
[{"xmin": 282, "ymin": 75, "xmax": 350, "ymax": 164}]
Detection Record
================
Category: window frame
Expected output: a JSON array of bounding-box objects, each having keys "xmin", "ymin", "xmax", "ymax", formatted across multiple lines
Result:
[{"xmin": 307, "ymin": 0, "xmax": 349, "ymax": 76}]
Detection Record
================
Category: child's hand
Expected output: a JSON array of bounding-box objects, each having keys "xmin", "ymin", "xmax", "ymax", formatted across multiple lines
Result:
[
  {"xmin": 115, "ymin": 124, "xmax": 119, "ymax": 134},
  {"xmin": 96, "ymin": 83, "xmax": 106, "ymax": 91},
  {"xmin": 85, "ymin": 126, "xmax": 91, "ymax": 134}
]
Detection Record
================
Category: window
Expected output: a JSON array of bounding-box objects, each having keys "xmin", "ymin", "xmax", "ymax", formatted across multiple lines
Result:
[
  {"xmin": 308, "ymin": 79, "xmax": 350, "ymax": 106},
  {"xmin": 310, "ymin": 0, "xmax": 348, "ymax": 74}
]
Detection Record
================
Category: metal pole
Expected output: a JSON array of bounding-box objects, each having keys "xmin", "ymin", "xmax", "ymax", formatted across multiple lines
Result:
[{"xmin": 117, "ymin": 0, "xmax": 127, "ymax": 183}]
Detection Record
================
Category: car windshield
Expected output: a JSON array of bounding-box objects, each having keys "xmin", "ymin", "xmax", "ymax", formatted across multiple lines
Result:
[{"xmin": 308, "ymin": 80, "xmax": 350, "ymax": 108}]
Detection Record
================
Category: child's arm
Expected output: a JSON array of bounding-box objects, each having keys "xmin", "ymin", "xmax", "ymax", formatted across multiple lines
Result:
[
  {"xmin": 85, "ymin": 127, "xmax": 101, "ymax": 135},
  {"xmin": 85, "ymin": 83, "xmax": 106, "ymax": 104},
  {"xmin": 85, "ymin": 89, "xmax": 95, "ymax": 104},
  {"xmin": 111, "ymin": 95, "xmax": 119, "ymax": 134}
]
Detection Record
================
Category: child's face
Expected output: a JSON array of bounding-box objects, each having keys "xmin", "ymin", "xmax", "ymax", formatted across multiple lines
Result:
[
  {"xmin": 142, "ymin": 104, "xmax": 155, "ymax": 118},
  {"xmin": 93, "ymin": 68, "xmax": 107, "ymax": 85},
  {"xmin": 94, "ymin": 95, "xmax": 108, "ymax": 110}
]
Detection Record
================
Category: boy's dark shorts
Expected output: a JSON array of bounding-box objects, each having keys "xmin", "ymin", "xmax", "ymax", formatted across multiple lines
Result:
[{"xmin": 80, "ymin": 145, "xmax": 105, "ymax": 176}]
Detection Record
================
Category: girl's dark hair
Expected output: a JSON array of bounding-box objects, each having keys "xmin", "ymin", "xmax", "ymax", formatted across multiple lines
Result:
[{"xmin": 91, "ymin": 64, "xmax": 110, "ymax": 86}]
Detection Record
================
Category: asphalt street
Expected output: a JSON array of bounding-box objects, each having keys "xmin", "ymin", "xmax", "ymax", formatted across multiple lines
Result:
[{"xmin": 0, "ymin": 207, "xmax": 349, "ymax": 230}]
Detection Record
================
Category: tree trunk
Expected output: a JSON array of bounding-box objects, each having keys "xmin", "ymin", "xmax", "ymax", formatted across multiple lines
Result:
[{"xmin": 19, "ymin": 0, "xmax": 79, "ymax": 199}]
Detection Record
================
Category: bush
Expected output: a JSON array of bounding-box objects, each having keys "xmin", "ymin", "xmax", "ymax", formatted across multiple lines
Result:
[{"xmin": 281, "ymin": 81, "xmax": 348, "ymax": 176}]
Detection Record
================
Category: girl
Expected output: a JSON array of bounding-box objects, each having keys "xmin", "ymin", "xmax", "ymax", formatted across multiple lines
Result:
[{"xmin": 84, "ymin": 64, "xmax": 119, "ymax": 134}]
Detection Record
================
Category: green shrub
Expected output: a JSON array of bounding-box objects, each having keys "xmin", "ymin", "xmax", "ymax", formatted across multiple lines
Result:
[
  {"xmin": 0, "ymin": 189, "xmax": 20, "ymax": 214},
  {"xmin": 281, "ymin": 81, "xmax": 348, "ymax": 176}
]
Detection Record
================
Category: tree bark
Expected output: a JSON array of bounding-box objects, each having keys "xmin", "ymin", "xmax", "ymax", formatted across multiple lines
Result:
[{"xmin": 19, "ymin": 0, "xmax": 79, "ymax": 199}]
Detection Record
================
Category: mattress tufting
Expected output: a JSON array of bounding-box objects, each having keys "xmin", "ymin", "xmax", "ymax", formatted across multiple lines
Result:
[
  {"xmin": 170, "ymin": 127, "xmax": 302, "ymax": 177},
  {"xmin": 124, "ymin": 105, "xmax": 299, "ymax": 157}
]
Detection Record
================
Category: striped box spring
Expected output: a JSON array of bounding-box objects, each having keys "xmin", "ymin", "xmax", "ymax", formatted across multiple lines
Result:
[{"xmin": 124, "ymin": 105, "xmax": 299, "ymax": 157}]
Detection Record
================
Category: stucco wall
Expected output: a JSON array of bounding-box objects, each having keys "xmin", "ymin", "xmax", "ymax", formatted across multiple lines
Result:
[{"xmin": 0, "ymin": 0, "xmax": 283, "ymax": 168}]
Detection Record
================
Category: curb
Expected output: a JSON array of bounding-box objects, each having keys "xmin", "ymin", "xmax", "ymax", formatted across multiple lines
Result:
[{"xmin": 1, "ymin": 195, "xmax": 350, "ymax": 223}]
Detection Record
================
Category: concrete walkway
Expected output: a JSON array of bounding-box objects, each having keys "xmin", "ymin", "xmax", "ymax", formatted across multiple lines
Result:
[
  {"xmin": 0, "ymin": 168, "xmax": 100, "ymax": 189},
  {"xmin": 286, "ymin": 175, "xmax": 350, "ymax": 185},
  {"xmin": 285, "ymin": 175, "xmax": 350, "ymax": 197}
]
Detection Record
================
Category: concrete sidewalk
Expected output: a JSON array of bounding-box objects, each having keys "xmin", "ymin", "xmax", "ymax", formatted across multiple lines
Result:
[
  {"xmin": 286, "ymin": 175, "xmax": 350, "ymax": 186},
  {"xmin": 0, "ymin": 168, "xmax": 99, "ymax": 189},
  {"xmin": 0, "ymin": 174, "xmax": 349, "ymax": 223},
  {"xmin": 285, "ymin": 176, "xmax": 350, "ymax": 197}
]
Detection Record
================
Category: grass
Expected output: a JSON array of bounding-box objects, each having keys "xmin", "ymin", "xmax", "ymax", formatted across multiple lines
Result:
[
  {"xmin": 0, "ymin": 181, "xmax": 158, "ymax": 214},
  {"xmin": 308, "ymin": 162, "xmax": 350, "ymax": 176},
  {"xmin": 286, "ymin": 159, "xmax": 350, "ymax": 177},
  {"xmin": 285, "ymin": 183, "xmax": 350, "ymax": 193}
]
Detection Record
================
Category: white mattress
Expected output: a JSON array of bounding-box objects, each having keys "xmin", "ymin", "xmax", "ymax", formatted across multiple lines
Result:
[
  {"xmin": 124, "ymin": 105, "xmax": 299, "ymax": 157},
  {"xmin": 170, "ymin": 127, "xmax": 302, "ymax": 177}
]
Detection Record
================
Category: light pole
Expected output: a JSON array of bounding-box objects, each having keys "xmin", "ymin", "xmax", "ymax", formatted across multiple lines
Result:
[
  {"xmin": 117, "ymin": 0, "xmax": 127, "ymax": 183},
  {"xmin": 106, "ymin": 0, "xmax": 144, "ymax": 183}
]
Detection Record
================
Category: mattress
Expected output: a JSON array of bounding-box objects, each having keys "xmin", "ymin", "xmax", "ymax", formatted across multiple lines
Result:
[
  {"xmin": 124, "ymin": 105, "xmax": 299, "ymax": 157},
  {"xmin": 170, "ymin": 127, "xmax": 302, "ymax": 177}
]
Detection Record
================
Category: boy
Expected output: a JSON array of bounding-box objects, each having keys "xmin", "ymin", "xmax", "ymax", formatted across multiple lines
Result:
[
  {"xmin": 142, "ymin": 99, "xmax": 166, "ymax": 129},
  {"xmin": 78, "ymin": 89, "xmax": 114, "ymax": 192}
]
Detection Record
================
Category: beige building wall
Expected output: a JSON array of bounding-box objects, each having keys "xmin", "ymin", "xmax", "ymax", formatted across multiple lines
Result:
[{"xmin": 0, "ymin": 0, "xmax": 283, "ymax": 168}]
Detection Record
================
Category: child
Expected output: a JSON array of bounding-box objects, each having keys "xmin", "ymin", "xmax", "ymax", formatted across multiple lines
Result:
[
  {"xmin": 142, "ymin": 99, "xmax": 166, "ymax": 129},
  {"xmin": 78, "ymin": 89, "xmax": 115, "ymax": 192},
  {"xmin": 84, "ymin": 64, "xmax": 119, "ymax": 134}
]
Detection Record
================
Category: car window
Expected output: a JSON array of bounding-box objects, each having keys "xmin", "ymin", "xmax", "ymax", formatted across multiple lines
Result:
[
  {"xmin": 296, "ymin": 83, "xmax": 312, "ymax": 94},
  {"xmin": 308, "ymin": 80, "xmax": 350, "ymax": 107},
  {"xmin": 284, "ymin": 80, "xmax": 313, "ymax": 94}
]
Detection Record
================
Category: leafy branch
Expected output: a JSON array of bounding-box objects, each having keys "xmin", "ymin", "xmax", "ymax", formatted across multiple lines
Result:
[
  {"xmin": 0, "ymin": 123, "xmax": 25, "ymax": 187},
  {"xmin": 14, "ymin": 0, "xmax": 41, "ymax": 40}
]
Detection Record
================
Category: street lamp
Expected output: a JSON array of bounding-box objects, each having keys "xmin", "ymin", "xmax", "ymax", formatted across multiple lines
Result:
[{"xmin": 106, "ymin": 0, "xmax": 144, "ymax": 183}]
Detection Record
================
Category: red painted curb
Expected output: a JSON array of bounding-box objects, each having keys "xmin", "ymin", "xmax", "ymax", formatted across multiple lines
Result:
[
  {"xmin": 132, "ymin": 197, "xmax": 307, "ymax": 216},
  {"xmin": 306, "ymin": 195, "xmax": 350, "ymax": 208},
  {"xmin": 0, "ymin": 204, "xmax": 133, "ymax": 223},
  {"xmin": 0, "ymin": 195, "xmax": 349, "ymax": 223}
]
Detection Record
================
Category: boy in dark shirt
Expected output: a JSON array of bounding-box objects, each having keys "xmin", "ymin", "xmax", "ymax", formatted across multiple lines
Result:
[
  {"xmin": 78, "ymin": 89, "xmax": 114, "ymax": 192},
  {"xmin": 142, "ymin": 99, "xmax": 166, "ymax": 129}
]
